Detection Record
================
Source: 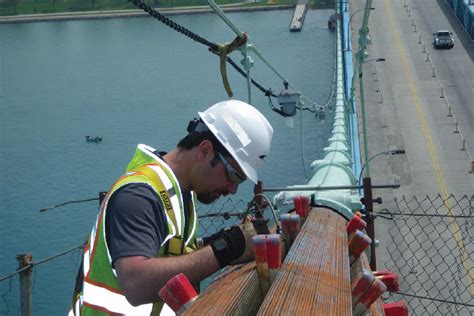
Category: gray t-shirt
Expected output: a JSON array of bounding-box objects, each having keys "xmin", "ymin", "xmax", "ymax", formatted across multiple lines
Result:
[{"xmin": 106, "ymin": 183, "xmax": 169, "ymax": 265}]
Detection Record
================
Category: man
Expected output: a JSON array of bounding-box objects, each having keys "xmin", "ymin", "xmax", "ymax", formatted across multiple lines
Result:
[{"xmin": 70, "ymin": 100, "xmax": 273, "ymax": 315}]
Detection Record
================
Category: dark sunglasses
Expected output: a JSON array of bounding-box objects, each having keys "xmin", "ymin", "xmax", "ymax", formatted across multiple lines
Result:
[{"xmin": 217, "ymin": 153, "xmax": 246, "ymax": 185}]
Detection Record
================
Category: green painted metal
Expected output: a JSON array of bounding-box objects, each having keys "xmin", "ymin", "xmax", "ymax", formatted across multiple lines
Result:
[{"xmin": 273, "ymin": 6, "xmax": 362, "ymax": 220}]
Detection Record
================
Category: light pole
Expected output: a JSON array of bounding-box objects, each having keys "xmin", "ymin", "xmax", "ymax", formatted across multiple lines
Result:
[
  {"xmin": 346, "ymin": 7, "xmax": 374, "ymax": 51},
  {"xmin": 355, "ymin": 0, "xmax": 375, "ymax": 180},
  {"xmin": 358, "ymin": 149, "xmax": 405, "ymax": 185},
  {"xmin": 347, "ymin": 57, "xmax": 385, "ymax": 111},
  {"xmin": 359, "ymin": 148, "xmax": 404, "ymax": 271}
]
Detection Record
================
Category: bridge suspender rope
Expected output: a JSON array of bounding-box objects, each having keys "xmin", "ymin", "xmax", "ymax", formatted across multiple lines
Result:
[
  {"xmin": 130, "ymin": 0, "xmax": 277, "ymax": 98},
  {"xmin": 130, "ymin": 0, "xmax": 333, "ymax": 110}
]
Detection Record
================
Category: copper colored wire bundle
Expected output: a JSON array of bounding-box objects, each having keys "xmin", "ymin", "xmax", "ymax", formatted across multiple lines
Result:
[
  {"xmin": 183, "ymin": 263, "xmax": 263, "ymax": 315},
  {"xmin": 257, "ymin": 208, "xmax": 352, "ymax": 315}
]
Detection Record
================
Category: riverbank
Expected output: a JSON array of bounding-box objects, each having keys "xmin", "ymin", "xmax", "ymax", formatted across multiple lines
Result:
[{"xmin": 0, "ymin": 3, "xmax": 293, "ymax": 24}]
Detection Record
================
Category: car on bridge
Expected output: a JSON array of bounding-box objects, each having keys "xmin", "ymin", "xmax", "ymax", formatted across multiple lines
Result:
[{"xmin": 433, "ymin": 30, "xmax": 454, "ymax": 49}]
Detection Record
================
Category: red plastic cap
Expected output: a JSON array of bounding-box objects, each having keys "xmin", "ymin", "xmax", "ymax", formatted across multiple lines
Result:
[
  {"xmin": 352, "ymin": 270, "xmax": 375, "ymax": 300},
  {"xmin": 348, "ymin": 230, "xmax": 365, "ymax": 256},
  {"xmin": 376, "ymin": 273, "xmax": 399, "ymax": 292},
  {"xmin": 266, "ymin": 234, "xmax": 282, "ymax": 269},
  {"xmin": 347, "ymin": 215, "xmax": 367, "ymax": 234},
  {"xmin": 252, "ymin": 235, "xmax": 268, "ymax": 264},
  {"xmin": 383, "ymin": 301, "xmax": 409, "ymax": 316},
  {"xmin": 280, "ymin": 214, "xmax": 291, "ymax": 236},
  {"xmin": 289, "ymin": 214, "xmax": 301, "ymax": 228},
  {"xmin": 350, "ymin": 234, "xmax": 372, "ymax": 259},
  {"xmin": 158, "ymin": 273, "xmax": 198, "ymax": 312},
  {"xmin": 359, "ymin": 279, "xmax": 387, "ymax": 307},
  {"xmin": 293, "ymin": 196, "xmax": 304, "ymax": 217},
  {"xmin": 300, "ymin": 195, "xmax": 310, "ymax": 217}
]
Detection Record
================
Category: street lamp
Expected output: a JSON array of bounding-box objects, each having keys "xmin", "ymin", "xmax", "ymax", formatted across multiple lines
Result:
[
  {"xmin": 346, "ymin": 58, "xmax": 385, "ymax": 112},
  {"xmin": 356, "ymin": 0, "xmax": 375, "ymax": 179},
  {"xmin": 358, "ymin": 149, "xmax": 405, "ymax": 185},
  {"xmin": 346, "ymin": 7, "xmax": 375, "ymax": 51},
  {"xmin": 363, "ymin": 57, "xmax": 385, "ymax": 63}
]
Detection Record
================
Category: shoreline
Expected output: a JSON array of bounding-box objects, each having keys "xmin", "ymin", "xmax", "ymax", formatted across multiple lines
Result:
[{"xmin": 0, "ymin": 4, "xmax": 294, "ymax": 24}]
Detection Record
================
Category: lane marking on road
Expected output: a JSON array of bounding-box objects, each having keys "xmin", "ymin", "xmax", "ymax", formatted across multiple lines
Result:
[{"xmin": 383, "ymin": 0, "xmax": 473, "ymax": 294}]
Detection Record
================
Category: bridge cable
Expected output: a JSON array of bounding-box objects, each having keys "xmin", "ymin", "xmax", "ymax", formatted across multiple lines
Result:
[{"xmin": 130, "ymin": 0, "xmax": 276, "ymax": 98}]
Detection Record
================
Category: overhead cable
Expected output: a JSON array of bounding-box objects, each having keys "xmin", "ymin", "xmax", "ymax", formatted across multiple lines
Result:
[{"xmin": 130, "ymin": 0, "xmax": 276, "ymax": 97}]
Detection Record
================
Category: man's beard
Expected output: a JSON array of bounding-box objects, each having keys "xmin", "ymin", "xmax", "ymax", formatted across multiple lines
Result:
[{"xmin": 197, "ymin": 192, "xmax": 219, "ymax": 205}]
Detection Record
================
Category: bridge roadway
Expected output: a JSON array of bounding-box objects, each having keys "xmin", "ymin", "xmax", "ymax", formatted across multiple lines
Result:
[{"xmin": 349, "ymin": 0, "xmax": 474, "ymax": 285}]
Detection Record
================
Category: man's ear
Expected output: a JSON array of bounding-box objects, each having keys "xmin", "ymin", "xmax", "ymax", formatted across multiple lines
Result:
[{"xmin": 197, "ymin": 140, "xmax": 214, "ymax": 161}]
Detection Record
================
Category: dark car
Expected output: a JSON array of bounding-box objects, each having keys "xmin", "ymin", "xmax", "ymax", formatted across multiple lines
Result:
[{"xmin": 433, "ymin": 30, "xmax": 454, "ymax": 49}]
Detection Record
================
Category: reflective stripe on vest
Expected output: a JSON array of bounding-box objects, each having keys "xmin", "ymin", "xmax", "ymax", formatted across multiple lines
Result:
[{"xmin": 83, "ymin": 281, "xmax": 153, "ymax": 315}]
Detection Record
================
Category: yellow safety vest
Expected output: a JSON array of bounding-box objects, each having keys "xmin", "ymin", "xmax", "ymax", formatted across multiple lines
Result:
[{"xmin": 70, "ymin": 144, "xmax": 199, "ymax": 316}]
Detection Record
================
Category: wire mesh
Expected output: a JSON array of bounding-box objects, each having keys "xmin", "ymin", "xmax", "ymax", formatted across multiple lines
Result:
[
  {"xmin": 196, "ymin": 197, "xmax": 248, "ymax": 237},
  {"xmin": 381, "ymin": 194, "xmax": 474, "ymax": 315}
]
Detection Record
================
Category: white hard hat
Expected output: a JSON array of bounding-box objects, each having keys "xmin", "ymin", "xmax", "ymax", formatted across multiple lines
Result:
[{"xmin": 198, "ymin": 100, "xmax": 273, "ymax": 184}]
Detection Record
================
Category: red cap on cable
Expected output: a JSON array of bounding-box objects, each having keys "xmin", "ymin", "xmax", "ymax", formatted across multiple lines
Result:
[
  {"xmin": 158, "ymin": 273, "xmax": 198, "ymax": 313},
  {"xmin": 293, "ymin": 196, "xmax": 304, "ymax": 217},
  {"xmin": 376, "ymin": 273, "xmax": 399, "ymax": 292},
  {"xmin": 289, "ymin": 214, "xmax": 301, "ymax": 241},
  {"xmin": 352, "ymin": 270, "xmax": 375, "ymax": 307},
  {"xmin": 353, "ymin": 279, "xmax": 387, "ymax": 315},
  {"xmin": 383, "ymin": 301, "xmax": 409, "ymax": 316},
  {"xmin": 252, "ymin": 235, "xmax": 268, "ymax": 265},
  {"xmin": 300, "ymin": 195, "xmax": 310, "ymax": 217},
  {"xmin": 266, "ymin": 234, "xmax": 282, "ymax": 269},
  {"xmin": 347, "ymin": 215, "xmax": 367, "ymax": 234},
  {"xmin": 280, "ymin": 214, "xmax": 291, "ymax": 236}
]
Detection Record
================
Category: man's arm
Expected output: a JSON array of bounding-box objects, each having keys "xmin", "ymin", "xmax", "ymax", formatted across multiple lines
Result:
[{"xmin": 115, "ymin": 246, "xmax": 219, "ymax": 306}]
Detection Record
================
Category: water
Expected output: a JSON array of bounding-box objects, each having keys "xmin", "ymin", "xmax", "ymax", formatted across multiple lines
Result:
[{"xmin": 0, "ymin": 9, "xmax": 335, "ymax": 315}]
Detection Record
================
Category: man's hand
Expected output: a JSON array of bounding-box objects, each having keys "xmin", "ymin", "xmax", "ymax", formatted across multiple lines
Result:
[
  {"xmin": 208, "ymin": 216, "xmax": 258, "ymax": 267},
  {"xmin": 230, "ymin": 216, "xmax": 258, "ymax": 264}
]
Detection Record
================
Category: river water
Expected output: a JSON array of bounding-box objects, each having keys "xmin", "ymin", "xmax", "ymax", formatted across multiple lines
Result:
[{"xmin": 0, "ymin": 8, "xmax": 335, "ymax": 314}]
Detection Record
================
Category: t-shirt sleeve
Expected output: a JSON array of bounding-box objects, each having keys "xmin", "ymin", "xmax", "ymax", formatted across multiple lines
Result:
[{"xmin": 106, "ymin": 183, "xmax": 169, "ymax": 265}]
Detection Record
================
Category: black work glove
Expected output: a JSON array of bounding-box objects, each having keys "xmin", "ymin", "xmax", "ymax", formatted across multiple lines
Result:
[{"xmin": 208, "ymin": 216, "xmax": 258, "ymax": 267}]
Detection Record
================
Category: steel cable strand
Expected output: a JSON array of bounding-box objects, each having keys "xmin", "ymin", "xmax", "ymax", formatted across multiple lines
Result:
[
  {"xmin": 0, "ymin": 245, "xmax": 83, "ymax": 282},
  {"xmin": 131, "ymin": 0, "xmax": 218, "ymax": 50},
  {"xmin": 131, "ymin": 0, "xmax": 278, "ymax": 99},
  {"xmin": 208, "ymin": 50, "xmax": 276, "ymax": 97},
  {"xmin": 0, "ymin": 277, "xmax": 12, "ymax": 316}
]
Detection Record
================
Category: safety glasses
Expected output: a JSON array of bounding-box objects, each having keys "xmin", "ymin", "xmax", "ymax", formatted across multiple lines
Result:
[{"xmin": 217, "ymin": 153, "xmax": 246, "ymax": 185}]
